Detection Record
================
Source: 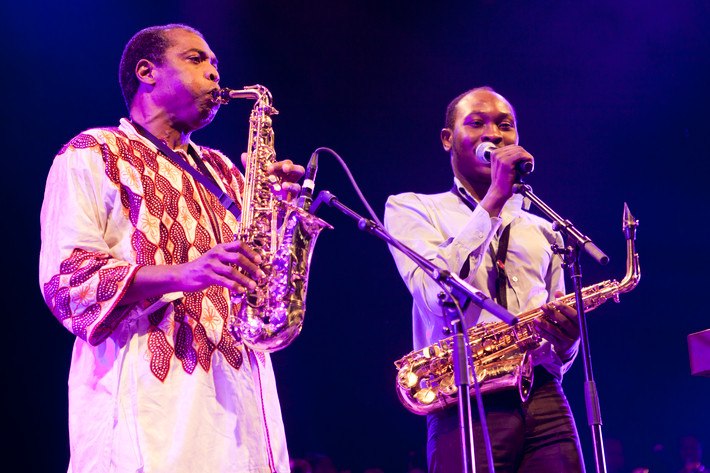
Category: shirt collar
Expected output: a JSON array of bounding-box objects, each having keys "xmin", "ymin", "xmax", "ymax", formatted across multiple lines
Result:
[
  {"xmin": 452, "ymin": 176, "xmax": 479, "ymax": 209},
  {"xmin": 119, "ymin": 118, "xmax": 202, "ymax": 158}
]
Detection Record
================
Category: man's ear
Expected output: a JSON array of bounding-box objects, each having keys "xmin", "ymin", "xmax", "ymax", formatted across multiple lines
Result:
[
  {"xmin": 441, "ymin": 128, "xmax": 453, "ymax": 152},
  {"xmin": 135, "ymin": 59, "xmax": 157, "ymax": 86}
]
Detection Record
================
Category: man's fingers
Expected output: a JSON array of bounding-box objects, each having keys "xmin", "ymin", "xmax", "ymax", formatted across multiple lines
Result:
[
  {"xmin": 209, "ymin": 269, "xmax": 256, "ymax": 293},
  {"xmin": 277, "ymin": 182, "xmax": 302, "ymax": 201},
  {"xmin": 267, "ymin": 160, "xmax": 305, "ymax": 182},
  {"xmin": 548, "ymin": 301, "xmax": 577, "ymax": 323},
  {"xmin": 222, "ymin": 240, "xmax": 261, "ymax": 262},
  {"xmin": 212, "ymin": 241, "xmax": 266, "ymax": 280},
  {"xmin": 539, "ymin": 299, "xmax": 579, "ymax": 340}
]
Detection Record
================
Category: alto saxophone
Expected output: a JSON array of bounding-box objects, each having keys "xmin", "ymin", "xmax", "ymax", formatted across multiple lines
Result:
[
  {"xmin": 213, "ymin": 85, "xmax": 331, "ymax": 352},
  {"xmin": 394, "ymin": 203, "xmax": 640, "ymax": 415}
]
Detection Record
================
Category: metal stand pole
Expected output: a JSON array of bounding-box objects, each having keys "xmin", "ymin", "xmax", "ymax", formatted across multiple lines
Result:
[
  {"xmin": 514, "ymin": 183, "xmax": 609, "ymax": 473},
  {"xmin": 441, "ymin": 298, "xmax": 477, "ymax": 473}
]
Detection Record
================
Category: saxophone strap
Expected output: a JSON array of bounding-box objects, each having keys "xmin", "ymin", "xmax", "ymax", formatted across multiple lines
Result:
[
  {"xmin": 493, "ymin": 224, "xmax": 511, "ymax": 309},
  {"xmin": 450, "ymin": 185, "xmax": 510, "ymax": 308},
  {"xmin": 131, "ymin": 120, "xmax": 241, "ymax": 220}
]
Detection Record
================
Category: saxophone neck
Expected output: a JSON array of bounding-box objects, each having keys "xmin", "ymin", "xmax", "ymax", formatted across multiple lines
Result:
[
  {"xmin": 619, "ymin": 203, "xmax": 641, "ymax": 293},
  {"xmin": 212, "ymin": 85, "xmax": 278, "ymax": 114}
]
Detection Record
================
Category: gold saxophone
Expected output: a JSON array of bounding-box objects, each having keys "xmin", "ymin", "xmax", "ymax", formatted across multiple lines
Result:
[
  {"xmin": 394, "ymin": 203, "xmax": 640, "ymax": 415},
  {"xmin": 213, "ymin": 85, "xmax": 331, "ymax": 352}
]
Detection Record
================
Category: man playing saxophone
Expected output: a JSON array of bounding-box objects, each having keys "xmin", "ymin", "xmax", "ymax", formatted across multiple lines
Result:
[
  {"xmin": 384, "ymin": 86, "xmax": 585, "ymax": 473},
  {"xmin": 39, "ymin": 24, "xmax": 303, "ymax": 473}
]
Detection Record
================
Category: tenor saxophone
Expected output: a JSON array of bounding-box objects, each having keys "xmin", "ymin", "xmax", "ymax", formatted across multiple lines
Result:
[
  {"xmin": 394, "ymin": 203, "xmax": 640, "ymax": 415},
  {"xmin": 213, "ymin": 85, "xmax": 331, "ymax": 352}
]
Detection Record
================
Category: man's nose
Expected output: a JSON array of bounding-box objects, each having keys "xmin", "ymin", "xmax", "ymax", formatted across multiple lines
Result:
[
  {"xmin": 207, "ymin": 66, "xmax": 220, "ymax": 83},
  {"xmin": 481, "ymin": 125, "xmax": 503, "ymax": 144}
]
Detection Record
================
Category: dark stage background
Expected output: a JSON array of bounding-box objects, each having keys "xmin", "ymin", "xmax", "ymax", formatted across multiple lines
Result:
[{"xmin": 3, "ymin": 1, "xmax": 709, "ymax": 472}]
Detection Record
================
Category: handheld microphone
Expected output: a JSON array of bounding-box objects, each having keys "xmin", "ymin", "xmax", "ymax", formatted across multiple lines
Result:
[
  {"xmin": 475, "ymin": 142, "xmax": 534, "ymax": 175},
  {"xmin": 297, "ymin": 151, "xmax": 319, "ymax": 210}
]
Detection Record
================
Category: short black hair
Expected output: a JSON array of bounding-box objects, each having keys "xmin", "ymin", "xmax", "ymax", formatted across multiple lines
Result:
[
  {"xmin": 118, "ymin": 24, "xmax": 203, "ymax": 112},
  {"xmin": 443, "ymin": 86, "xmax": 516, "ymax": 129}
]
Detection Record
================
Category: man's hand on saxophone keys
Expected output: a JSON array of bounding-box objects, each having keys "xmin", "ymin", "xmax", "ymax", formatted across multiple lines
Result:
[
  {"xmin": 176, "ymin": 240, "xmax": 267, "ymax": 295},
  {"xmin": 267, "ymin": 159, "xmax": 305, "ymax": 201},
  {"xmin": 119, "ymin": 241, "xmax": 266, "ymax": 304},
  {"xmin": 240, "ymin": 153, "xmax": 305, "ymax": 202},
  {"xmin": 537, "ymin": 291, "xmax": 581, "ymax": 363}
]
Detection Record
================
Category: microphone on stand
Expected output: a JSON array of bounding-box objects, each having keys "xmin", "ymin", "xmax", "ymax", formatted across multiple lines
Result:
[
  {"xmin": 297, "ymin": 151, "xmax": 319, "ymax": 211},
  {"xmin": 475, "ymin": 142, "xmax": 534, "ymax": 175}
]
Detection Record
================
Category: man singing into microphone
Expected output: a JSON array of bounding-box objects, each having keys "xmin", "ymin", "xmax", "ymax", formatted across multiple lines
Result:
[
  {"xmin": 39, "ymin": 24, "xmax": 303, "ymax": 472},
  {"xmin": 384, "ymin": 87, "xmax": 585, "ymax": 472}
]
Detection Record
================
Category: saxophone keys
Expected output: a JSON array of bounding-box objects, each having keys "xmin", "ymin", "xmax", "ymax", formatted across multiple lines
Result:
[
  {"xmin": 414, "ymin": 388, "xmax": 438, "ymax": 405},
  {"xmin": 266, "ymin": 174, "xmax": 282, "ymax": 194},
  {"xmin": 499, "ymin": 331, "xmax": 512, "ymax": 343},
  {"xmin": 438, "ymin": 375, "xmax": 457, "ymax": 395},
  {"xmin": 398, "ymin": 370, "xmax": 419, "ymax": 389}
]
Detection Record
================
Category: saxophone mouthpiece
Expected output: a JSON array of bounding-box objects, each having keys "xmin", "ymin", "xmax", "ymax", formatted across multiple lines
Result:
[
  {"xmin": 212, "ymin": 88, "xmax": 233, "ymax": 105},
  {"xmin": 622, "ymin": 202, "xmax": 638, "ymax": 240}
]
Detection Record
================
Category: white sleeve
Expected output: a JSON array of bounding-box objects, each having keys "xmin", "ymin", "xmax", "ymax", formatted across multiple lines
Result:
[
  {"xmin": 39, "ymin": 137, "xmax": 140, "ymax": 345},
  {"xmin": 384, "ymin": 192, "xmax": 501, "ymax": 318}
]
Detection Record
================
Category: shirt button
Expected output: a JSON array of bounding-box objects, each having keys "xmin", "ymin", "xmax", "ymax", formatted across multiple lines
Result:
[
  {"xmin": 512, "ymin": 276, "xmax": 519, "ymax": 282},
  {"xmin": 476, "ymin": 231, "xmax": 484, "ymax": 238}
]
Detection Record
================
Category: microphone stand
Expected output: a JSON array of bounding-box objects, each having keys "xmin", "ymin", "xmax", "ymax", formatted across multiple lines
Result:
[
  {"xmin": 513, "ymin": 182, "xmax": 609, "ymax": 473},
  {"xmin": 310, "ymin": 190, "xmax": 517, "ymax": 473}
]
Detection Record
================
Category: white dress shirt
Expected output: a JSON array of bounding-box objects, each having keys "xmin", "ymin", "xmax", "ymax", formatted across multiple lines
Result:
[{"xmin": 384, "ymin": 178, "xmax": 577, "ymax": 379}]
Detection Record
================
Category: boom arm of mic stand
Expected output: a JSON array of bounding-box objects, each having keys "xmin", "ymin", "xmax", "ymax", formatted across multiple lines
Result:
[
  {"xmin": 514, "ymin": 183, "xmax": 609, "ymax": 266},
  {"xmin": 310, "ymin": 190, "xmax": 518, "ymax": 326}
]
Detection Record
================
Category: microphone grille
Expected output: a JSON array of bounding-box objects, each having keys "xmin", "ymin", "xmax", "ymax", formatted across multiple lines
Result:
[{"xmin": 475, "ymin": 142, "xmax": 495, "ymax": 163}]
